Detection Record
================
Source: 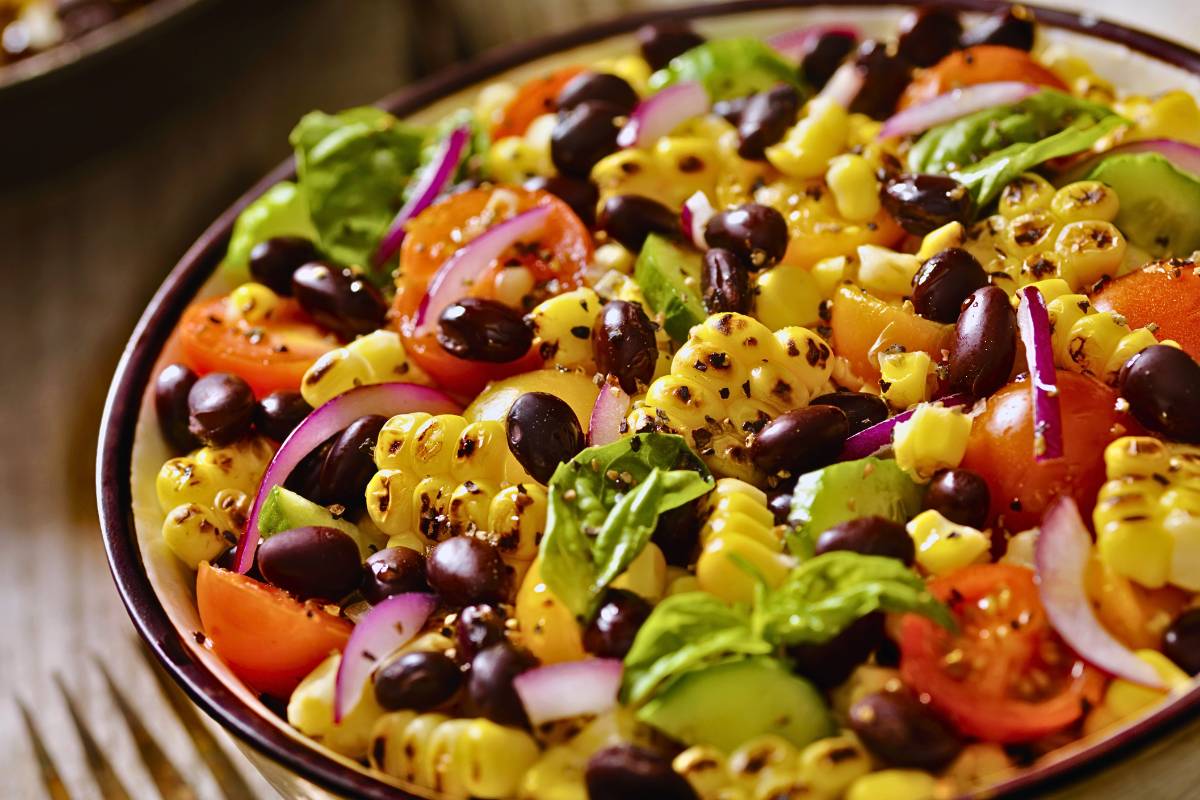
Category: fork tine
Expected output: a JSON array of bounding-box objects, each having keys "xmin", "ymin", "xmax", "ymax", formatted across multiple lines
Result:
[
  {"xmin": 137, "ymin": 643, "xmax": 258, "ymax": 800},
  {"xmin": 53, "ymin": 674, "xmax": 133, "ymax": 800},
  {"xmin": 16, "ymin": 698, "xmax": 73, "ymax": 800},
  {"xmin": 94, "ymin": 657, "xmax": 198, "ymax": 800}
]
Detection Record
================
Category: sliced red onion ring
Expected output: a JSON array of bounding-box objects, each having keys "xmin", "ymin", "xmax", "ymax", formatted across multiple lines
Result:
[
  {"xmin": 234, "ymin": 382, "xmax": 460, "ymax": 573},
  {"xmin": 879, "ymin": 82, "xmax": 1040, "ymax": 140},
  {"xmin": 512, "ymin": 658, "xmax": 623, "ymax": 727},
  {"xmin": 588, "ymin": 379, "xmax": 631, "ymax": 446},
  {"xmin": 334, "ymin": 592, "xmax": 437, "ymax": 721},
  {"xmin": 1061, "ymin": 138, "xmax": 1200, "ymax": 183},
  {"xmin": 766, "ymin": 24, "xmax": 860, "ymax": 62},
  {"xmin": 1016, "ymin": 286, "xmax": 1064, "ymax": 462},
  {"xmin": 838, "ymin": 393, "xmax": 971, "ymax": 461},
  {"xmin": 1037, "ymin": 497, "xmax": 1165, "ymax": 688},
  {"xmin": 817, "ymin": 63, "xmax": 863, "ymax": 108},
  {"xmin": 373, "ymin": 126, "xmax": 471, "ymax": 266},
  {"xmin": 617, "ymin": 81, "xmax": 709, "ymax": 149},
  {"xmin": 681, "ymin": 191, "xmax": 715, "ymax": 250},
  {"xmin": 412, "ymin": 205, "xmax": 551, "ymax": 335}
]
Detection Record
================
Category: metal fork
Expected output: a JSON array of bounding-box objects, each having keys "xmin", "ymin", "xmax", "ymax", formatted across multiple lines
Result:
[{"xmin": 17, "ymin": 644, "xmax": 257, "ymax": 800}]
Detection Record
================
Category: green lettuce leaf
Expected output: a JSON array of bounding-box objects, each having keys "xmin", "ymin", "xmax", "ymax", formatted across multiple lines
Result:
[
  {"xmin": 648, "ymin": 38, "xmax": 808, "ymax": 101},
  {"xmin": 406, "ymin": 108, "xmax": 491, "ymax": 203},
  {"xmin": 223, "ymin": 181, "xmax": 317, "ymax": 282}
]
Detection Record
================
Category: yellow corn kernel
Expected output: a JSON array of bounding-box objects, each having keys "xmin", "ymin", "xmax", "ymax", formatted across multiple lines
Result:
[
  {"xmin": 593, "ymin": 242, "xmax": 634, "ymax": 274},
  {"xmin": 893, "ymin": 403, "xmax": 972, "ymax": 481},
  {"xmin": 1103, "ymin": 649, "xmax": 1190, "ymax": 721},
  {"xmin": 754, "ymin": 264, "xmax": 823, "ymax": 330},
  {"xmin": 798, "ymin": 734, "xmax": 872, "ymax": 797},
  {"xmin": 162, "ymin": 503, "xmax": 234, "ymax": 569},
  {"xmin": 366, "ymin": 469, "xmax": 416, "ymax": 538},
  {"xmin": 1051, "ymin": 180, "xmax": 1119, "ymax": 223},
  {"xmin": 765, "ymin": 96, "xmax": 849, "ymax": 179},
  {"xmin": 811, "ymin": 255, "xmax": 849, "ymax": 297},
  {"xmin": 998, "ymin": 172, "xmax": 1056, "ymax": 218},
  {"xmin": 229, "ymin": 281, "xmax": 281, "ymax": 324},
  {"xmin": 697, "ymin": 533, "xmax": 792, "ymax": 604},
  {"xmin": 289, "ymin": 654, "xmax": 384, "ymax": 760},
  {"xmin": 156, "ymin": 457, "xmax": 225, "ymax": 511},
  {"xmin": 916, "ymin": 221, "xmax": 966, "ymax": 260},
  {"xmin": 1001, "ymin": 528, "xmax": 1039, "ymax": 569},
  {"xmin": 459, "ymin": 719, "xmax": 542, "ymax": 799},
  {"xmin": 1116, "ymin": 90, "xmax": 1200, "ymax": 147},
  {"xmin": 450, "ymin": 420, "xmax": 510, "ymax": 483},
  {"xmin": 591, "ymin": 136, "xmax": 725, "ymax": 211},
  {"xmin": 702, "ymin": 478, "xmax": 778, "ymax": 550},
  {"xmin": 194, "ymin": 437, "xmax": 275, "ymax": 493},
  {"xmin": 728, "ymin": 735, "xmax": 798, "ymax": 782},
  {"xmin": 1055, "ymin": 220, "xmax": 1127, "ymax": 288},
  {"xmin": 612, "ymin": 542, "xmax": 668, "ymax": 602},
  {"xmin": 595, "ymin": 55, "xmax": 653, "ymax": 96},
  {"xmin": 856, "ymin": 245, "xmax": 921, "ymax": 298},
  {"xmin": 474, "ymin": 81, "xmax": 517, "ymax": 130},
  {"xmin": 374, "ymin": 412, "xmax": 432, "ymax": 472},
  {"xmin": 907, "ymin": 509, "xmax": 990, "ymax": 576},
  {"xmin": 1005, "ymin": 211, "xmax": 1059, "ymax": 256},
  {"xmin": 1095, "ymin": 477, "xmax": 1173, "ymax": 588},
  {"xmin": 445, "ymin": 480, "xmax": 497, "ymax": 538},
  {"xmin": 485, "ymin": 114, "xmax": 556, "ymax": 183},
  {"xmin": 487, "ymin": 483, "xmax": 548, "ymax": 563},
  {"xmin": 941, "ymin": 743, "xmax": 1014, "ymax": 792},
  {"xmin": 413, "ymin": 475, "xmax": 457, "ymax": 542},
  {"xmin": 1023, "ymin": 277, "xmax": 1073, "ymax": 304},
  {"xmin": 493, "ymin": 265, "xmax": 536, "ymax": 308},
  {"xmin": 1064, "ymin": 311, "xmax": 1130, "ymax": 378},
  {"xmin": 411, "ymin": 414, "xmax": 470, "ymax": 477},
  {"xmin": 526, "ymin": 288, "xmax": 602, "ymax": 370},
  {"xmin": 846, "ymin": 769, "xmax": 937, "ymax": 800},
  {"xmin": 878, "ymin": 350, "xmax": 934, "ymax": 410},
  {"xmin": 825, "ymin": 154, "xmax": 881, "ymax": 222},
  {"xmin": 519, "ymin": 745, "xmax": 587, "ymax": 800},
  {"xmin": 301, "ymin": 330, "xmax": 424, "ymax": 409},
  {"xmin": 674, "ymin": 746, "xmax": 739, "ymax": 800}
]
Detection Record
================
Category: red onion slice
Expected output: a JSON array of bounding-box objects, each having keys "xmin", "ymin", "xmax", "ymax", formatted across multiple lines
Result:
[
  {"xmin": 1037, "ymin": 497, "xmax": 1164, "ymax": 688},
  {"xmin": 838, "ymin": 393, "xmax": 971, "ymax": 461},
  {"xmin": 412, "ymin": 205, "xmax": 551, "ymax": 335},
  {"xmin": 588, "ymin": 379, "xmax": 631, "ymax": 446},
  {"xmin": 766, "ymin": 24, "xmax": 860, "ymax": 62},
  {"xmin": 681, "ymin": 191, "xmax": 715, "ymax": 250},
  {"xmin": 1016, "ymin": 286, "xmax": 1064, "ymax": 462},
  {"xmin": 334, "ymin": 592, "xmax": 437, "ymax": 721},
  {"xmin": 880, "ymin": 82, "xmax": 1040, "ymax": 139},
  {"xmin": 374, "ymin": 125, "xmax": 471, "ymax": 266},
  {"xmin": 512, "ymin": 658, "xmax": 623, "ymax": 726},
  {"xmin": 234, "ymin": 382, "xmax": 460, "ymax": 573},
  {"xmin": 617, "ymin": 81, "xmax": 709, "ymax": 149},
  {"xmin": 817, "ymin": 63, "xmax": 863, "ymax": 108},
  {"xmin": 1062, "ymin": 138, "xmax": 1200, "ymax": 183}
]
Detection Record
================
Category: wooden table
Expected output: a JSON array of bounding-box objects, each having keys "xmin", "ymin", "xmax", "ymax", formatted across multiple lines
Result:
[{"xmin": 1, "ymin": 1, "xmax": 1197, "ymax": 798}]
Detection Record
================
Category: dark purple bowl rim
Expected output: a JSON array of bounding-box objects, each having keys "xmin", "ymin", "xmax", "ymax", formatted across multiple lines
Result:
[{"xmin": 96, "ymin": 2, "xmax": 1200, "ymax": 798}]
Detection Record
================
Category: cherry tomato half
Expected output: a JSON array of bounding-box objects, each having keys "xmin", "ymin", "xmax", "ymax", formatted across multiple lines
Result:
[
  {"xmin": 899, "ymin": 46, "xmax": 1068, "ymax": 110},
  {"xmin": 1091, "ymin": 261, "xmax": 1200, "ymax": 360},
  {"xmin": 491, "ymin": 66, "xmax": 585, "ymax": 140}
]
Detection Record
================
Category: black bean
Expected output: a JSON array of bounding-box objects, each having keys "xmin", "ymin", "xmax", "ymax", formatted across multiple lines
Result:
[
  {"xmin": 584, "ymin": 589, "xmax": 652, "ymax": 659},
  {"xmin": 704, "ymin": 203, "xmax": 788, "ymax": 270},
  {"xmin": 848, "ymin": 40, "xmax": 912, "ymax": 120},
  {"xmin": 292, "ymin": 262, "xmax": 388, "ymax": 342},
  {"xmin": 814, "ymin": 516, "xmax": 915, "ymax": 565},
  {"xmin": 849, "ymin": 688, "xmax": 963, "ymax": 769},
  {"xmin": 254, "ymin": 391, "xmax": 311, "ymax": 442},
  {"xmin": 455, "ymin": 603, "xmax": 508, "ymax": 664},
  {"xmin": 467, "ymin": 642, "xmax": 537, "ymax": 727},
  {"xmin": 374, "ymin": 651, "xmax": 463, "ymax": 711},
  {"xmin": 896, "ymin": 6, "xmax": 963, "ymax": 67},
  {"xmin": 187, "ymin": 372, "xmax": 255, "ymax": 446},
  {"xmin": 653, "ymin": 500, "xmax": 702, "ymax": 566},
  {"xmin": 592, "ymin": 299, "xmax": 659, "ymax": 394},
  {"xmin": 924, "ymin": 469, "xmax": 990, "ymax": 530},
  {"xmin": 911, "ymin": 248, "xmax": 989, "ymax": 323},
  {"xmin": 316, "ymin": 414, "xmax": 387, "ymax": 508},
  {"xmin": 550, "ymin": 101, "xmax": 623, "ymax": 178},
  {"xmin": 597, "ymin": 194, "xmax": 681, "ymax": 252},
  {"xmin": 788, "ymin": 612, "xmax": 885, "ymax": 688},
  {"xmin": 557, "ymin": 71, "xmax": 639, "ymax": 114},
  {"xmin": 1119, "ymin": 345, "xmax": 1200, "ymax": 444},
  {"xmin": 801, "ymin": 31, "xmax": 857, "ymax": 89},
  {"xmin": 1164, "ymin": 608, "xmax": 1200, "ymax": 676},
  {"xmin": 155, "ymin": 363, "xmax": 200, "ymax": 453},
  {"xmin": 750, "ymin": 406, "xmax": 849, "ymax": 476},
  {"xmin": 737, "ymin": 84, "xmax": 800, "ymax": 161},
  {"xmin": 700, "ymin": 248, "xmax": 750, "ymax": 316},
  {"xmin": 960, "ymin": 6, "xmax": 1036, "ymax": 51},
  {"xmin": 248, "ymin": 236, "xmax": 319, "ymax": 296},
  {"xmin": 768, "ymin": 480, "xmax": 797, "ymax": 525},
  {"xmin": 524, "ymin": 175, "xmax": 600, "ymax": 227},
  {"xmin": 947, "ymin": 286, "xmax": 1017, "ymax": 398},
  {"xmin": 257, "ymin": 526, "xmax": 362, "ymax": 601},
  {"xmin": 881, "ymin": 174, "xmax": 973, "ymax": 237},
  {"xmin": 426, "ymin": 537, "xmax": 508, "ymax": 606},
  {"xmin": 436, "ymin": 297, "xmax": 533, "ymax": 363},
  {"xmin": 712, "ymin": 96, "xmax": 750, "ymax": 126},
  {"xmin": 637, "ymin": 20, "xmax": 705, "ymax": 71},
  {"xmin": 361, "ymin": 546, "xmax": 428, "ymax": 605},
  {"xmin": 586, "ymin": 744, "xmax": 698, "ymax": 800},
  {"xmin": 505, "ymin": 392, "xmax": 586, "ymax": 484},
  {"xmin": 809, "ymin": 391, "xmax": 889, "ymax": 436},
  {"xmin": 284, "ymin": 438, "xmax": 331, "ymax": 500}
]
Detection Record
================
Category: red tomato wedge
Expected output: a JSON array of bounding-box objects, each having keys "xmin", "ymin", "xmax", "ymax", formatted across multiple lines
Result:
[
  {"xmin": 491, "ymin": 66, "xmax": 585, "ymax": 140},
  {"xmin": 1091, "ymin": 260, "xmax": 1200, "ymax": 360},
  {"xmin": 899, "ymin": 46, "xmax": 1068, "ymax": 110}
]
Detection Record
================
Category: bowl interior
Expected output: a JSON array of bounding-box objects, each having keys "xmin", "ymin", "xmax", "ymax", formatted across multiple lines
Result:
[{"xmin": 108, "ymin": 4, "xmax": 1200, "ymax": 799}]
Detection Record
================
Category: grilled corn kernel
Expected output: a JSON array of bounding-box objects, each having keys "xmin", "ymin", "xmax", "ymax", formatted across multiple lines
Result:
[
  {"xmin": 162, "ymin": 503, "xmax": 235, "ymax": 569},
  {"xmin": 878, "ymin": 350, "xmax": 934, "ymax": 410},
  {"xmin": 289, "ymin": 654, "xmax": 384, "ymax": 760},
  {"xmin": 1102, "ymin": 649, "xmax": 1190, "ymax": 721},
  {"xmin": 907, "ymin": 509, "xmax": 990, "ymax": 576},
  {"xmin": 486, "ymin": 484, "xmax": 549, "ymax": 562},
  {"xmin": 754, "ymin": 264, "xmax": 823, "ymax": 330},
  {"xmin": 916, "ymin": 221, "xmax": 966, "ymax": 260},
  {"xmin": 892, "ymin": 403, "xmax": 972, "ymax": 481},
  {"xmin": 1051, "ymin": 181, "xmax": 1119, "ymax": 223},
  {"xmin": 674, "ymin": 747, "xmax": 740, "ymax": 800},
  {"xmin": 999, "ymin": 173, "xmax": 1056, "ymax": 217},
  {"xmin": 826, "ymin": 154, "xmax": 880, "ymax": 223},
  {"xmin": 229, "ymin": 281, "xmax": 281, "ymax": 324},
  {"xmin": 519, "ymin": 745, "xmax": 587, "ymax": 800},
  {"xmin": 856, "ymin": 245, "xmax": 921, "ymax": 298},
  {"xmin": 301, "ymin": 330, "xmax": 424, "ymax": 408},
  {"xmin": 612, "ymin": 542, "xmax": 668, "ymax": 601},
  {"xmin": 798, "ymin": 734, "xmax": 871, "ymax": 797},
  {"xmin": 1005, "ymin": 211, "xmax": 1059, "ymax": 256},
  {"xmin": 1001, "ymin": 528, "xmax": 1040, "ymax": 569},
  {"xmin": 765, "ymin": 97, "xmax": 849, "ymax": 179},
  {"xmin": 486, "ymin": 114, "xmax": 556, "ymax": 183},
  {"xmin": 157, "ymin": 437, "xmax": 273, "ymax": 518},
  {"xmin": 846, "ymin": 769, "xmax": 937, "ymax": 800},
  {"xmin": 592, "ymin": 135, "xmax": 726, "ymax": 210},
  {"xmin": 811, "ymin": 255, "xmax": 849, "ymax": 297},
  {"xmin": 474, "ymin": 81, "xmax": 517, "ymax": 129},
  {"xmin": 526, "ymin": 288, "xmax": 601, "ymax": 370},
  {"xmin": 1055, "ymin": 220, "xmax": 1126, "ymax": 288},
  {"xmin": 728, "ymin": 734, "xmax": 798, "ymax": 781}
]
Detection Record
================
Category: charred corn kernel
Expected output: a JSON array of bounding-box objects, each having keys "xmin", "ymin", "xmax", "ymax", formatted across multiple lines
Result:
[
  {"xmin": 798, "ymin": 734, "xmax": 871, "ymax": 797},
  {"xmin": 811, "ymin": 255, "xmax": 849, "ymax": 297},
  {"xmin": 1046, "ymin": 293, "xmax": 1165, "ymax": 383},
  {"xmin": 1094, "ymin": 436, "xmax": 1200, "ymax": 590},
  {"xmin": 526, "ymin": 288, "xmax": 601, "ymax": 370},
  {"xmin": 190, "ymin": 436, "xmax": 275, "ymax": 494},
  {"xmin": 1115, "ymin": 90, "xmax": 1200, "ymax": 147},
  {"xmin": 475, "ymin": 81, "xmax": 518, "ymax": 129},
  {"xmin": 301, "ymin": 330, "xmax": 425, "ymax": 408},
  {"xmin": 157, "ymin": 457, "xmax": 228, "ymax": 510},
  {"xmin": 765, "ymin": 97, "xmax": 849, "ymax": 179},
  {"xmin": 856, "ymin": 245, "xmax": 921, "ymax": 298},
  {"xmin": 916, "ymin": 221, "xmax": 966, "ymax": 260},
  {"xmin": 728, "ymin": 735, "xmax": 798, "ymax": 783},
  {"xmin": 1055, "ymin": 220, "xmax": 1126, "ymax": 287},
  {"xmin": 1102, "ymin": 649, "xmax": 1190, "ymax": 721},
  {"xmin": 446, "ymin": 480, "xmax": 498, "ymax": 538},
  {"xmin": 826, "ymin": 154, "xmax": 880, "ymax": 222},
  {"xmin": 486, "ymin": 114, "xmax": 556, "ymax": 183},
  {"xmin": 632, "ymin": 313, "xmax": 832, "ymax": 481},
  {"xmin": 519, "ymin": 746, "xmax": 587, "ymax": 800},
  {"xmin": 907, "ymin": 509, "xmax": 990, "ymax": 576},
  {"xmin": 595, "ymin": 55, "xmax": 653, "ymax": 96},
  {"xmin": 892, "ymin": 403, "xmax": 971, "ymax": 481},
  {"xmin": 754, "ymin": 264, "xmax": 823, "ymax": 329},
  {"xmin": 592, "ymin": 135, "xmax": 725, "ymax": 210},
  {"xmin": 1051, "ymin": 180, "xmax": 1119, "ymax": 223},
  {"xmin": 162, "ymin": 504, "xmax": 235, "ymax": 568},
  {"xmin": 485, "ymin": 484, "xmax": 549, "ymax": 562},
  {"xmin": 612, "ymin": 542, "xmax": 668, "ymax": 601},
  {"xmin": 289, "ymin": 654, "xmax": 383, "ymax": 760},
  {"xmin": 1005, "ymin": 211, "xmax": 1059, "ymax": 256},
  {"xmin": 674, "ymin": 747, "xmax": 748, "ymax": 800},
  {"xmin": 846, "ymin": 769, "xmax": 936, "ymax": 800},
  {"xmin": 229, "ymin": 281, "xmax": 281, "ymax": 323},
  {"xmin": 878, "ymin": 350, "xmax": 934, "ymax": 410},
  {"xmin": 1001, "ymin": 528, "xmax": 1039, "ymax": 569},
  {"xmin": 998, "ymin": 173, "xmax": 1056, "ymax": 217}
]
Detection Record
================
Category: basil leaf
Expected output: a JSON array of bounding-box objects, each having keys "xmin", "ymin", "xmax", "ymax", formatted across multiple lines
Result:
[
  {"xmin": 223, "ymin": 181, "xmax": 317, "ymax": 282},
  {"xmin": 648, "ymin": 38, "xmax": 808, "ymax": 101}
]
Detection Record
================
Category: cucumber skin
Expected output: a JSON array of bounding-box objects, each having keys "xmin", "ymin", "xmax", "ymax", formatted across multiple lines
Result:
[{"xmin": 635, "ymin": 234, "xmax": 705, "ymax": 343}]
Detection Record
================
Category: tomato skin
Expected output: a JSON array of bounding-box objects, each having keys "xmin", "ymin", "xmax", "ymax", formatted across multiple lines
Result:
[
  {"xmin": 1091, "ymin": 262, "xmax": 1200, "ymax": 360},
  {"xmin": 197, "ymin": 562, "xmax": 351, "ymax": 697},
  {"xmin": 491, "ymin": 66, "xmax": 584, "ymax": 140},
  {"xmin": 901, "ymin": 564, "xmax": 1103, "ymax": 743},
  {"xmin": 900, "ymin": 46, "xmax": 1068, "ymax": 110},
  {"xmin": 178, "ymin": 296, "xmax": 337, "ymax": 397},
  {"xmin": 830, "ymin": 284, "xmax": 954, "ymax": 383},
  {"xmin": 960, "ymin": 371, "xmax": 1135, "ymax": 531}
]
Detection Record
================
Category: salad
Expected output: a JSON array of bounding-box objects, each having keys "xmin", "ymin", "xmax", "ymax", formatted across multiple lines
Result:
[{"xmin": 149, "ymin": 6, "xmax": 1200, "ymax": 800}]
